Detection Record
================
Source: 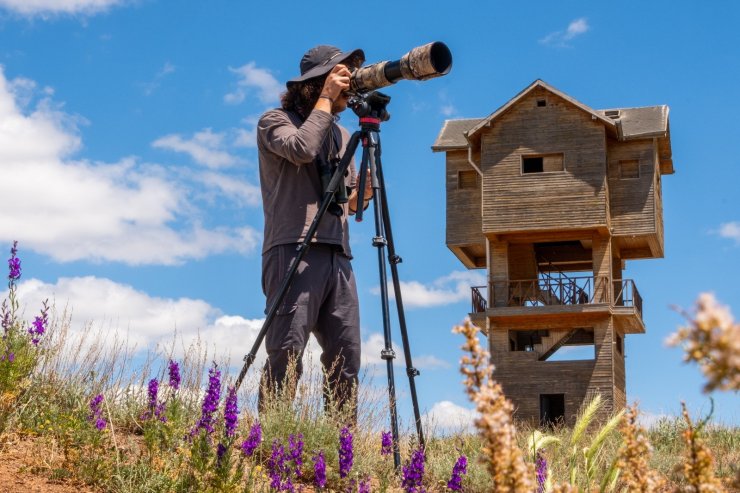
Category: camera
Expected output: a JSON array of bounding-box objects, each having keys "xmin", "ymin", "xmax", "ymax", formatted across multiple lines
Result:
[{"xmin": 349, "ymin": 41, "xmax": 452, "ymax": 94}]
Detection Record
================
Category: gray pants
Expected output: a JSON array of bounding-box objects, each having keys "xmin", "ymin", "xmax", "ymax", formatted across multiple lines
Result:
[{"xmin": 260, "ymin": 243, "xmax": 361, "ymax": 415}]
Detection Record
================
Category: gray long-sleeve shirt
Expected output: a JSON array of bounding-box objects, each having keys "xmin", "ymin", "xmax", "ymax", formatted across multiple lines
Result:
[{"xmin": 257, "ymin": 108, "xmax": 356, "ymax": 256}]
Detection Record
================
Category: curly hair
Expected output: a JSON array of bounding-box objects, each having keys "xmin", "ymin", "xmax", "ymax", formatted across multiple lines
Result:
[
  {"xmin": 281, "ymin": 76, "xmax": 326, "ymax": 119},
  {"xmin": 281, "ymin": 53, "xmax": 363, "ymax": 119}
]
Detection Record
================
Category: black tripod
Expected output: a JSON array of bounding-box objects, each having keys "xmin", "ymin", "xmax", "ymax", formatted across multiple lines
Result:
[{"xmin": 235, "ymin": 92, "xmax": 425, "ymax": 468}]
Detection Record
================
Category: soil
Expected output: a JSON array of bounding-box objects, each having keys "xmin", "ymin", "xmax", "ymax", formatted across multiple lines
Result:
[{"xmin": 0, "ymin": 434, "xmax": 96, "ymax": 493}]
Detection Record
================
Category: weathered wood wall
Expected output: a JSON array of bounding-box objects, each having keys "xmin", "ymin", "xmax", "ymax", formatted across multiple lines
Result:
[
  {"xmin": 446, "ymin": 150, "xmax": 484, "ymax": 252},
  {"xmin": 480, "ymin": 88, "xmax": 608, "ymax": 234},
  {"xmin": 489, "ymin": 317, "xmax": 617, "ymax": 425},
  {"xmin": 607, "ymin": 139, "xmax": 656, "ymax": 237}
]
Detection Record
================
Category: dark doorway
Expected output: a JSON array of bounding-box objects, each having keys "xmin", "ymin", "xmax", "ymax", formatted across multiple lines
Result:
[{"xmin": 540, "ymin": 394, "xmax": 565, "ymax": 426}]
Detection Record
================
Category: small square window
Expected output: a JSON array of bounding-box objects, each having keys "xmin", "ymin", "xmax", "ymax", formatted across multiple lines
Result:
[
  {"xmin": 619, "ymin": 160, "xmax": 640, "ymax": 179},
  {"xmin": 457, "ymin": 170, "xmax": 478, "ymax": 189},
  {"xmin": 537, "ymin": 99, "xmax": 547, "ymax": 107}
]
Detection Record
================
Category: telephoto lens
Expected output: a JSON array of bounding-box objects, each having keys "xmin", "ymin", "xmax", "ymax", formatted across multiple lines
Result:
[{"xmin": 350, "ymin": 41, "xmax": 452, "ymax": 93}]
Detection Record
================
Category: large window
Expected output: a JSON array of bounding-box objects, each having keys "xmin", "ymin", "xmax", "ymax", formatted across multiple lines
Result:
[{"xmin": 522, "ymin": 153, "xmax": 564, "ymax": 174}]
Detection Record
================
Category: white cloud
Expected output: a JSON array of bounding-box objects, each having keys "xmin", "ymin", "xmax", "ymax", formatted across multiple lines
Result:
[
  {"xmin": 371, "ymin": 270, "xmax": 486, "ymax": 309},
  {"xmin": 140, "ymin": 62, "xmax": 176, "ymax": 96},
  {"xmin": 422, "ymin": 400, "xmax": 477, "ymax": 435},
  {"xmin": 361, "ymin": 333, "xmax": 449, "ymax": 371},
  {"xmin": 0, "ymin": 0, "xmax": 127, "ymax": 16},
  {"xmin": 225, "ymin": 62, "xmax": 282, "ymax": 105},
  {"xmin": 718, "ymin": 221, "xmax": 740, "ymax": 245},
  {"xmin": 11, "ymin": 276, "xmax": 269, "ymax": 368},
  {"xmin": 565, "ymin": 18, "xmax": 590, "ymax": 39},
  {"xmin": 199, "ymin": 171, "xmax": 262, "ymax": 207},
  {"xmin": 540, "ymin": 17, "xmax": 590, "ymax": 47},
  {"xmin": 0, "ymin": 68, "xmax": 259, "ymax": 265},
  {"xmin": 440, "ymin": 104, "xmax": 456, "ymax": 117},
  {"xmin": 233, "ymin": 116, "xmax": 259, "ymax": 148},
  {"xmin": 152, "ymin": 128, "xmax": 239, "ymax": 168}
]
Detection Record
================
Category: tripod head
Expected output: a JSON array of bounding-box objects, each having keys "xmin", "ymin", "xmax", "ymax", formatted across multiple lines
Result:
[{"xmin": 348, "ymin": 91, "xmax": 391, "ymax": 125}]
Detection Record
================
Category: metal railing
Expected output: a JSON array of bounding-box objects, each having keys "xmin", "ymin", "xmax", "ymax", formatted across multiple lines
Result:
[
  {"xmin": 471, "ymin": 286, "xmax": 487, "ymax": 313},
  {"xmin": 471, "ymin": 277, "xmax": 643, "ymax": 319},
  {"xmin": 613, "ymin": 279, "xmax": 643, "ymax": 318}
]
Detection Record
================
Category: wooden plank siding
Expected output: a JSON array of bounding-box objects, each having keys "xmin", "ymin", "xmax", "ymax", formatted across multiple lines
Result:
[
  {"xmin": 480, "ymin": 89, "xmax": 608, "ymax": 235},
  {"xmin": 607, "ymin": 139, "xmax": 656, "ymax": 238},
  {"xmin": 445, "ymin": 150, "xmax": 485, "ymax": 261}
]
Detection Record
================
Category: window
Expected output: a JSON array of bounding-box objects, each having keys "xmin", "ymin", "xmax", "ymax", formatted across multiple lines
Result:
[
  {"xmin": 619, "ymin": 160, "xmax": 640, "ymax": 179},
  {"xmin": 536, "ymin": 98, "xmax": 547, "ymax": 107},
  {"xmin": 522, "ymin": 154, "xmax": 564, "ymax": 174},
  {"xmin": 457, "ymin": 170, "xmax": 478, "ymax": 189}
]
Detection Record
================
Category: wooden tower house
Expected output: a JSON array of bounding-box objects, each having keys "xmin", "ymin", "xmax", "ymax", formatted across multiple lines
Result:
[{"xmin": 432, "ymin": 80, "xmax": 674, "ymax": 425}]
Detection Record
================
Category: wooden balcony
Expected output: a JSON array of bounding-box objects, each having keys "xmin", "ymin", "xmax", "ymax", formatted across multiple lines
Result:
[{"xmin": 470, "ymin": 277, "xmax": 644, "ymax": 332}]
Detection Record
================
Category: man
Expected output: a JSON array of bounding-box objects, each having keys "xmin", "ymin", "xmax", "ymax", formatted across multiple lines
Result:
[{"xmin": 256, "ymin": 45, "xmax": 372, "ymax": 416}]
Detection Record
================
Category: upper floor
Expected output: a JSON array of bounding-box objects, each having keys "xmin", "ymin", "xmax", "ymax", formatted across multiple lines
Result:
[{"xmin": 432, "ymin": 80, "xmax": 674, "ymax": 269}]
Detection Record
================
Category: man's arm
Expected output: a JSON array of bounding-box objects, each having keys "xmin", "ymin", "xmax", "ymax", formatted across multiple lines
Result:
[{"xmin": 258, "ymin": 65, "xmax": 352, "ymax": 165}]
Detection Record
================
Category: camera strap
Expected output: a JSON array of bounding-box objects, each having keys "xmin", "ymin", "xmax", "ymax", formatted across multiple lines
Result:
[{"xmin": 315, "ymin": 123, "xmax": 346, "ymax": 217}]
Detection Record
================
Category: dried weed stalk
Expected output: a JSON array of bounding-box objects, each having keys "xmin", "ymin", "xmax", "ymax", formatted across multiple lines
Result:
[
  {"xmin": 617, "ymin": 404, "xmax": 665, "ymax": 492},
  {"xmin": 667, "ymin": 293, "xmax": 740, "ymax": 393},
  {"xmin": 454, "ymin": 320, "xmax": 534, "ymax": 492},
  {"xmin": 678, "ymin": 402, "xmax": 725, "ymax": 492}
]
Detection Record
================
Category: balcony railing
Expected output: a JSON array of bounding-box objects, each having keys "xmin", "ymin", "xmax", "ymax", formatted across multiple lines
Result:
[
  {"xmin": 613, "ymin": 279, "xmax": 643, "ymax": 318},
  {"xmin": 470, "ymin": 277, "xmax": 643, "ymax": 318},
  {"xmin": 471, "ymin": 286, "xmax": 487, "ymax": 313}
]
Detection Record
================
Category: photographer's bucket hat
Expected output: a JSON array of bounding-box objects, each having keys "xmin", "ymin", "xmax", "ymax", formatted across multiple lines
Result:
[{"xmin": 287, "ymin": 45, "xmax": 365, "ymax": 86}]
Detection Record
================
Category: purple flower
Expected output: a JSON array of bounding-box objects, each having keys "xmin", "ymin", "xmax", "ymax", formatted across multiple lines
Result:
[
  {"xmin": 28, "ymin": 300, "xmax": 48, "ymax": 346},
  {"xmin": 217, "ymin": 442, "xmax": 228, "ymax": 467},
  {"xmin": 168, "ymin": 359, "xmax": 181, "ymax": 390},
  {"xmin": 224, "ymin": 386, "xmax": 239, "ymax": 438},
  {"xmin": 241, "ymin": 422, "xmax": 262, "ymax": 457},
  {"xmin": 267, "ymin": 440, "xmax": 294, "ymax": 492},
  {"xmin": 193, "ymin": 365, "xmax": 221, "ymax": 435},
  {"xmin": 89, "ymin": 393, "xmax": 107, "ymax": 431},
  {"xmin": 8, "ymin": 241, "xmax": 21, "ymax": 282},
  {"xmin": 535, "ymin": 451, "xmax": 547, "ymax": 493},
  {"xmin": 446, "ymin": 454, "xmax": 467, "ymax": 491},
  {"xmin": 7, "ymin": 352, "xmax": 14, "ymax": 363},
  {"xmin": 381, "ymin": 430, "xmax": 393, "ymax": 456},
  {"xmin": 313, "ymin": 451, "xmax": 326, "ymax": 488},
  {"xmin": 338, "ymin": 426, "xmax": 353, "ymax": 479},
  {"xmin": 359, "ymin": 477, "xmax": 371, "ymax": 493},
  {"xmin": 402, "ymin": 447, "xmax": 426, "ymax": 493},
  {"xmin": 288, "ymin": 433, "xmax": 304, "ymax": 476},
  {"xmin": 142, "ymin": 378, "xmax": 166, "ymax": 422}
]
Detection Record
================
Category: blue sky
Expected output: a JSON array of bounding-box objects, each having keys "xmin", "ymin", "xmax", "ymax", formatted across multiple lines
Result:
[{"xmin": 0, "ymin": 1, "xmax": 738, "ymax": 428}]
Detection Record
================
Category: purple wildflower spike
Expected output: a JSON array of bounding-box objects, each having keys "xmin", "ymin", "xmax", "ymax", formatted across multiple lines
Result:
[
  {"xmin": 535, "ymin": 451, "xmax": 547, "ymax": 493},
  {"xmin": 313, "ymin": 451, "xmax": 326, "ymax": 488},
  {"xmin": 168, "ymin": 359, "xmax": 181, "ymax": 390},
  {"xmin": 338, "ymin": 426, "xmax": 353, "ymax": 478},
  {"xmin": 194, "ymin": 364, "xmax": 221, "ymax": 434},
  {"xmin": 224, "ymin": 386, "xmax": 238, "ymax": 438},
  {"xmin": 381, "ymin": 430, "xmax": 393, "ymax": 456},
  {"xmin": 446, "ymin": 454, "xmax": 467, "ymax": 491},
  {"xmin": 402, "ymin": 446, "xmax": 426, "ymax": 493},
  {"xmin": 288, "ymin": 433, "xmax": 304, "ymax": 476},
  {"xmin": 28, "ymin": 300, "xmax": 48, "ymax": 346},
  {"xmin": 241, "ymin": 421, "xmax": 262, "ymax": 457},
  {"xmin": 8, "ymin": 241, "xmax": 21, "ymax": 282},
  {"xmin": 359, "ymin": 477, "xmax": 371, "ymax": 493},
  {"xmin": 89, "ymin": 393, "xmax": 107, "ymax": 431}
]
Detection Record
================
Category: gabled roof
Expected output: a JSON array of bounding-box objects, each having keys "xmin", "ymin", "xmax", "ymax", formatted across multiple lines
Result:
[
  {"xmin": 596, "ymin": 105, "xmax": 670, "ymax": 140},
  {"xmin": 464, "ymin": 79, "xmax": 619, "ymax": 147},
  {"xmin": 431, "ymin": 118, "xmax": 483, "ymax": 152},
  {"xmin": 432, "ymin": 81, "xmax": 673, "ymax": 173}
]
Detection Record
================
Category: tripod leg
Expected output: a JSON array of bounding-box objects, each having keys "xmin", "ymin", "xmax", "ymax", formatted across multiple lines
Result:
[
  {"xmin": 373, "ymin": 137, "xmax": 426, "ymax": 451},
  {"xmin": 365, "ymin": 131, "xmax": 402, "ymax": 470},
  {"xmin": 235, "ymin": 131, "xmax": 362, "ymax": 392}
]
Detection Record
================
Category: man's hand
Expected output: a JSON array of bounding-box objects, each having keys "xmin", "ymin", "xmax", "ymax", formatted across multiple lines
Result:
[{"xmin": 315, "ymin": 64, "xmax": 351, "ymax": 114}]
